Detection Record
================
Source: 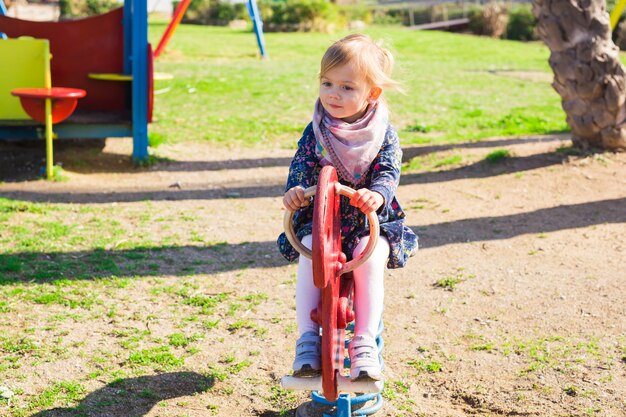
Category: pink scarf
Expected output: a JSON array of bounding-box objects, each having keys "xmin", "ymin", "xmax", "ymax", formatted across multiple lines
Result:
[{"xmin": 312, "ymin": 98, "xmax": 389, "ymax": 184}]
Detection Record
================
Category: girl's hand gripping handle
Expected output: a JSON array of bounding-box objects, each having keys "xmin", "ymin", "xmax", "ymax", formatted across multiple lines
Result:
[
  {"xmin": 283, "ymin": 183, "xmax": 380, "ymax": 276},
  {"xmin": 283, "ymin": 186, "xmax": 310, "ymax": 212}
]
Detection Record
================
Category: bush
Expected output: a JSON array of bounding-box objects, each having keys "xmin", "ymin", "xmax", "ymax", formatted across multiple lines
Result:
[
  {"xmin": 429, "ymin": 4, "xmax": 449, "ymax": 22},
  {"xmin": 371, "ymin": 4, "xmax": 470, "ymax": 27},
  {"xmin": 258, "ymin": 0, "xmax": 340, "ymax": 33},
  {"xmin": 59, "ymin": 0, "xmax": 119, "ymax": 18},
  {"xmin": 183, "ymin": 0, "xmax": 340, "ymax": 32},
  {"xmin": 506, "ymin": 6, "xmax": 537, "ymax": 41},
  {"xmin": 371, "ymin": 7, "xmax": 404, "ymax": 25},
  {"xmin": 338, "ymin": 4, "xmax": 373, "ymax": 26},
  {"xmin": 468, "ymin": 2, "xmax": 508, "ymax": 38},
  {"xmin": 183, "ymin": 0, "xmax": 248, "ymax": 26}
]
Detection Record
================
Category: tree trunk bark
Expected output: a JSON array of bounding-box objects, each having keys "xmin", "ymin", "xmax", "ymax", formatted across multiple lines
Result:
[{"xmin": 533, "ymin": 0, "xmax": 626, "ymax": 150}]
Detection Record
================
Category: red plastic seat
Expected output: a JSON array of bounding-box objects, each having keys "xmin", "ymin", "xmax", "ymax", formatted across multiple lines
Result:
[{"xmin": 11, "ymin": 87, "xmax": 86, "ymax": 123}]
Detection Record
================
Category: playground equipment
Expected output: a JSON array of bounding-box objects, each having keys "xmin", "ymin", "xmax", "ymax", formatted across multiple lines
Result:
[
  {"xmin": 281, "ymin": 166, "xmax": 385, "ymax": 417},
  {"xmin": 247, "ymin": 0, "xmax": 268, "ymax": 59},
  {"xmin": 0, "ymin": 0, "xmax": 268, "ymax": 173},
  {"xmin": 154, "ymin": 0, "xmax": 267, "ymax": 59},
  {"xmin": 0, "ymin": 0, "xmax": 6, "ymax": 38},
  {"xmin": 611, "ymin": 0, "xmax": 626, "ymax": 30},
  {"xmin": 154, "ymin": 0, "xmax": 191, "ymax": 58},
  {"xmin": 0, "ymin": 0, "xmax": 151, "ymax": 162},
  {"xmin": 0, "ymin": 38, "xmax": 86, "ymax": 179}
]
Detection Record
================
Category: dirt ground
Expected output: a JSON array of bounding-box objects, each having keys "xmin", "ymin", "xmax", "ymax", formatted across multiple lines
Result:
[{"xmin": 0, "ymin": 134, "xmax": 625, "ymax": 417}]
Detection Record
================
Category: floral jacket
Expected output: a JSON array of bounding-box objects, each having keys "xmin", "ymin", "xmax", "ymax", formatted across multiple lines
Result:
[{"xmin": 277, "ymin": 123, "xmax": 418, "ymax": 269}]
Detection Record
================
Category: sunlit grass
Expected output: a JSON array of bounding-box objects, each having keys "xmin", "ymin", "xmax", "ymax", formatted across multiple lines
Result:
[{"xmin": 150, "ymin": 24, "xmax": 569, "ymax": 148}]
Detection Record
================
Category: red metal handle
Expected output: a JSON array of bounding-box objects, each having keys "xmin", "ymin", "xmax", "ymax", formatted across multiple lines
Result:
[{"xmin": 283, "ymin": 181, "xmax": 380, "ymax": 276}]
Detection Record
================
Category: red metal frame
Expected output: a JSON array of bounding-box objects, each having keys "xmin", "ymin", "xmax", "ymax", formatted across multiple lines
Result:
[
  {"xmin": 154, "ymin": 0, "xmax": 191, "ymax": 58},
  {"xmin": 310, "ymin": 166, "xmax": 355, "ymax": 402},
  {"xmin": 147, "ymin": 43, "xmax": 154, "ymax": 123}
]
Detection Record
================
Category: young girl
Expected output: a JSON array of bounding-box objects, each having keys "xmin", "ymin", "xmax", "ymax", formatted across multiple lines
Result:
[{"xmin": 277, "ymin": 34, "xmax": 417, "ymax": 381}]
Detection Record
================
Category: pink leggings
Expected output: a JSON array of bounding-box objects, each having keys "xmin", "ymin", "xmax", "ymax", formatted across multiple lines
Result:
[{"xmin": 296, "ymin": 234, "xmax": 390, "ymax": 339}]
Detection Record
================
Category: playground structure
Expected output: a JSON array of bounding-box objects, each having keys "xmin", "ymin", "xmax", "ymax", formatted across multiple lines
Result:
[
  {"xmin": 0, "ymin": 36, "xmax": 87, "ymax": 179},
  {"xmin": 281, "ymin": 166, "xmax": 384, "ymax": 417},
  {"xmin": 0, "ymin": 0, "xmax": 267, "ymax": 175},
  {"xmin": 0, "ymin": 1, "xmax": 151, "ymax": 164},
  {"xmin": 611, "ymin": 0, "xmax": 626, "ymax": 30},
  {"xmin": 154, "ymin": 0, "xmax": 267, "ymax": 59}
]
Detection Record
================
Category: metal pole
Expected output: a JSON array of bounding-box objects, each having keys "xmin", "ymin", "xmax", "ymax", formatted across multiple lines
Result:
[
  {"xmin": 336, "ymin": 394, "xmax": 352, "ymax": 417},
  {"xmin": 248, "ymin": 0, "xmax": 268, "ymax": 59},
  {"xmin": 0, "ymin": 0, "xmax": 7, "ymax": 38},
  {"xmin": 45, "ymin": 98, "xmax": 53, "ymax": 179},
  {"xmin": 611, "ymin": 0, "xmax": 626, "ymax": 30},
  {"xmin": 131, "ymin": 0, "xmax": 149, "ymax": 161},
  {"xmin": 44, "ymin": 44, "xmax": 53, "ymax": 179},
  {"xmin": 154, "ymin": 0, "xmax": 191, "ymax": 58}
]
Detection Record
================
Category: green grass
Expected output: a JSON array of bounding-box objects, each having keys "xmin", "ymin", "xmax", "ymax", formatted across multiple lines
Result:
[
  {"xmin": 183, "ymin": 292, "xmax": 230, "ymax": 315},
  {"xmin": 0, "ymin": 193, "xmax": 265, "ymax": 283},
  {"xmin": 471, "ymin": 342, "xmax": 496, "ymax": 351},
  {"xmin": 407, "ymin": 358, "xmax": 443, "ymax": 373},
  {"xmin": 127, "ymin": 346, "xmax": 184, "ymax": 371},
  {"xmin": 433, "ymin": 276, "xmax": 463, "ymax": 290},
  {"xmin": 167, "ymin": 332, "xmax": 203, "ymax": 348},
  {"xmin": 403, "ymin": 153, "xmax": 463, "ymax": 172},
  {"xmin": 485, "ymin": 149, "xmax": 512, "ymax": 163},
  {"xmin": 27, "ymin": 381, "xmax": 85, "ymax": 410},
  {"xmin": 2, "ymin": 23, "xmax": 621, "ymax": 417},
  {"xmin": 264, "ymin": 385, "xmax": 299, "ymax": 415},
  {"xmin": 149, "ymin": 25, "xmax": 569, "ymax": 148}
]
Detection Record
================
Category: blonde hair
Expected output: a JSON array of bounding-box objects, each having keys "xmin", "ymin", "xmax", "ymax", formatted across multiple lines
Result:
[{"xmin": 319, "ymin": 34, "xmax": 400, "ymax": 95}]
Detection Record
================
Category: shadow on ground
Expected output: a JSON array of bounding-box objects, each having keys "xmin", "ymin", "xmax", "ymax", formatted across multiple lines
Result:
[
  {"xmin": 2, "ymin": 198, "xmax": 623, "ymax": 283},
  {"xmin": 0, "ymin": 240, "xmax": 288, "ymax": 284},
  {"xmin": 413, "ymin": 197, "xmax": 626, "ymax": 249},
  {"xmin": 0, "ymin": 139, "xmax": 293, "ymax": 180},
  {"xmin": 401, "ymin": 134, "xmax": 568, "ymax": 161},
  {"xmin": 0, "ymin": 135, "xmax": 568, "ymax": 182},
  {"xmin": 257, "ymin": 409, "xmax": 298, "ymax": 417},
  {"xmin": 401, "ymin": 151, "xmax": 568, "ymax": 185},
  {"xmin": 29, "ymin": 372, "xmax": 213, "ymax": 417},
  {"xmin": 1, "ymin": 152, "xmax": 571, "ymax": 203}
]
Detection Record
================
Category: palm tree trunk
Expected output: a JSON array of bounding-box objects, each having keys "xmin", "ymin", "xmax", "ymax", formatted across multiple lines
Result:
[{"xmin": 533, "ymin": 0, "xmax": 626, "ymax": 150}]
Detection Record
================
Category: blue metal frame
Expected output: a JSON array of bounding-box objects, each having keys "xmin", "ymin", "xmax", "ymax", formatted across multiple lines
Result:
[
  {"xmin": 309, "ymin": 321, "xmax": 385, "ymax": 417},
  {"xmin": 0, "ymin": 0, "xmax": 7, "ymax": 39},
  {"xmin": 247, "ymin": 0, "xmax": 267, "ymax": 59},
  {"xmin": 0, "ymin": 124, "xmax": 132, "ymax": 140},
  {"xmin": 130, "ymin": 0, "xmax": 149, "ymax": 161},
  {"xmin": 311, "ymin": 391, "xmax": 384, "ymax": 417}
]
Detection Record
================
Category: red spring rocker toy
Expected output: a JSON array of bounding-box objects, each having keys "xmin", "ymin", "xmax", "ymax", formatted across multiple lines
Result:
[{"xmin": 281, "ymin": 165, "xmax": 384, "ymax": 417}]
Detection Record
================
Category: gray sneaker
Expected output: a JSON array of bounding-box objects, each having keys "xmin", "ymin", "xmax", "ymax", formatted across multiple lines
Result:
[
  {"xmin": 292, "ymin": 331, "xmax": 321, "ymax": 377},
  {"xmin": 349, "ymin": 335, "xmax": 381, "ymax": 381}
]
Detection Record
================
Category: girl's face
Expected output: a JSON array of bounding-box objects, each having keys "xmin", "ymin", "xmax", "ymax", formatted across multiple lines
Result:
[{"xmin": 319, "ymin": 62, "xmax": 376, "ymax": 123}]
